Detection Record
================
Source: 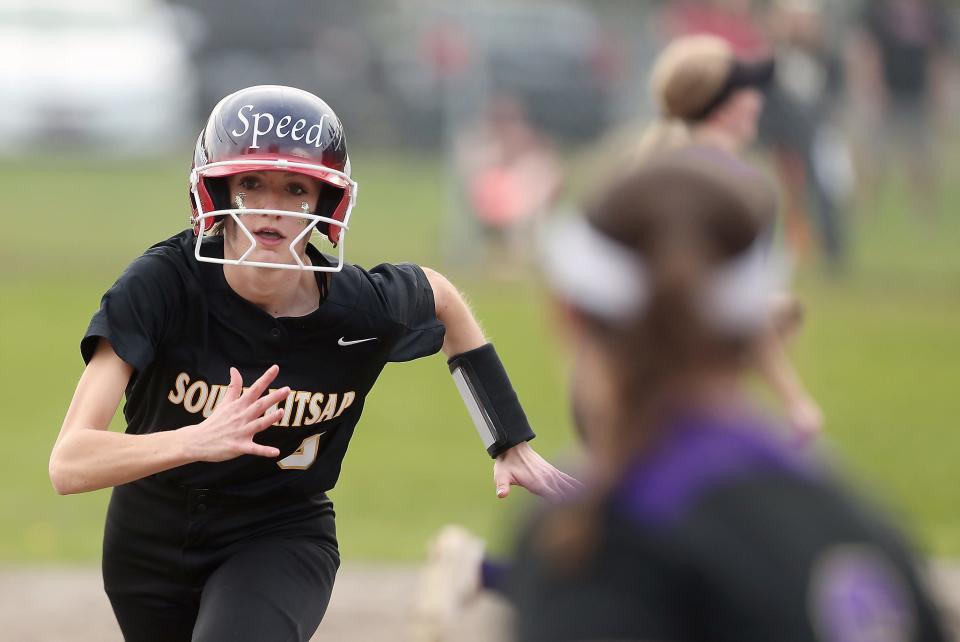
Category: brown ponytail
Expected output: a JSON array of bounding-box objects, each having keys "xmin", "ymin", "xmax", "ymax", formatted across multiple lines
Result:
[{"xmin": 534, "ymin": 146, "xmax": 776, "ymax": 573}]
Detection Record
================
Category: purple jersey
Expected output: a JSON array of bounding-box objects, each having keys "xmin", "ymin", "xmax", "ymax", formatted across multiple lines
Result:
[{"xmin": 511, "ymin": 412, "xmax": 948, "ymax": 641}]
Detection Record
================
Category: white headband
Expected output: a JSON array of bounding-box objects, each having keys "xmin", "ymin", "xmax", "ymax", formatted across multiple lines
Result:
[
  {"xmin": 540, "ymin": 215, "xmax": 788, "ymax": 333},
  {"xmin": 540, "ymin": 215, "xmax": 649, "ymax": 320}
]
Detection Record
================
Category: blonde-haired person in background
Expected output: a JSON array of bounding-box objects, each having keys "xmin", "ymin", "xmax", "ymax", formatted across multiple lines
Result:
[
  {"xmin": 631, "ymin": 34, "xmax": 770, "ymax": 163},
  {"xmin": 629, "ymin": 33, "xmax": 822, "ymax": 444}
]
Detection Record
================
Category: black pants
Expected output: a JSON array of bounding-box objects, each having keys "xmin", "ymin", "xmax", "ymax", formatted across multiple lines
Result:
[{"xmin": 103, "ymin": 477, "xmax": 339, "ymax": 642}]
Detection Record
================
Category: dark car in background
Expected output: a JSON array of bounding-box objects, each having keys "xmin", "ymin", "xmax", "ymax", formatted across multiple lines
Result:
[
  {"xmin": 173, "ymin": 0, "xmax": 382, "ymax": 141},
  {"xmin": 372, "ymin": 1, "xmax": 626, "ymax": 146}
]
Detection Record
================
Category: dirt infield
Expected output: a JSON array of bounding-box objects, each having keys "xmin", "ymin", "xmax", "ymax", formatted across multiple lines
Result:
[{"xmin": 1, "ymin": 562, "xmax": 957, "ymax": 641}]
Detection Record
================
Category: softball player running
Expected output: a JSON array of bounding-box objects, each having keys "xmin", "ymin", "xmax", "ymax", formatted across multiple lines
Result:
[{"xmin": 49, "ymin": 85, "xmax": 577, "ymax": 642}]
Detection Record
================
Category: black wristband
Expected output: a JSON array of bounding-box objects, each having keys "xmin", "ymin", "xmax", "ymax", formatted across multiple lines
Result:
[{"xmin": 448, "ymin": 343, "xmax": 536, "ymax": 458}]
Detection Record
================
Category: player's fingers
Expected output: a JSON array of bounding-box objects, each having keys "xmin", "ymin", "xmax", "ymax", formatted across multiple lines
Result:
[
  {"xmin": 245, "ymin": 387, "xmax": 291, "ymax": 420},
  {"xmin": 240, "ymin": 364, "xmax": 280, "ymax": 404},
  {"xmin": 551, "ymin": 476, "xmax": 575, "ymax": 498},
  {"xmin": 493, "ymin": 471, "xmax": 512, "ymax": 499},
  {"xmin": 536, "ymin": 477, "xmax": 565, "ymax": 501},
  {"xmin": 224, "ymin": 367, "xmax": 243, "ymax": 402},
  {"xmin": 250, "ymin": 408, "xmax": 285, "ymax": 434},
  {"xmin": 243, "ymin": 442, "xmax": 280, "ymax": 459},
  {"xmin": 557, "ymin": 471, "xmax": 583, "ymax": 490},
  {"xmin": 531, "ymin": 469, "xmax": 571, "ymax": 500},
  {"xmin": 558, "ymin": 477, "xmax": 583, "ymax": 498}
]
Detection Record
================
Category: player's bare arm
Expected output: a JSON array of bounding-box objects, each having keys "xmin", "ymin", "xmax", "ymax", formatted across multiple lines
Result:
[
  {"xmin": 423, "ymin": 267, "xmax": 580, "ymax": 501},
  {"xmin": 753, "ymin": 295, "xmax": 822, "ymax": 443},
  {"xmin": 754, "ymin": 329, "xmax": 823, "ymax": 444},
  {"xmin": 422, "ymin": 267, "xmax": 486, "ymax": 357},
  {"xmin": 49, "ymin": 338, "xmax": 287, "ymax": 495}
]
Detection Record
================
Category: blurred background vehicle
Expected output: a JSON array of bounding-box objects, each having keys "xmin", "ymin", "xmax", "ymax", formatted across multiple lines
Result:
[
  {"xmin": 0, "ymin": 0, "xmax": 198, "ymax": 156},
  {"xmin": 178, "ymin": 0, "xmax": 383, "ymax": 139},
  {"xmin": 372, "ymin": 0, "xmax": 627, "ymax": 147}
]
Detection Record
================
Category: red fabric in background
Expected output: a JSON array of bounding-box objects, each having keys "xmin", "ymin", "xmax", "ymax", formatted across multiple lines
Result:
[{"xmin": 663, "ymin": 1, "xmax": 771, "ymax": 59}]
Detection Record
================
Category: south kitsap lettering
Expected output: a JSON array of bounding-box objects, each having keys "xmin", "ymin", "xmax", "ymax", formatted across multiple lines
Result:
[{"xmin": 167, "ymin": 372, "xmax": 355, "ymax": 427}]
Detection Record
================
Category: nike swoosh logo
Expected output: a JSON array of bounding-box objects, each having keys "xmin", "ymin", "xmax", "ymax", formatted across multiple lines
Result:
[{"xmin": 338, "ymin": 336, "xmax": 378, "ymax": 346}]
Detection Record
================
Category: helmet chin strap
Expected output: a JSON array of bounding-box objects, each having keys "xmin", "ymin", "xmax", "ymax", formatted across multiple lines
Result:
[
  {"xmin": 190, "ymin": 158, "xmax": 357, "ymax": 272},
  {"xmin": 194, "ymin": 201, "xmax": 348, "ymax": 272}
]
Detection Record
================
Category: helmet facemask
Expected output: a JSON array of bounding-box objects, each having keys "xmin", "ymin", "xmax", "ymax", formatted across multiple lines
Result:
[{"xmin": 190, "ymin": 157, "xmax": 358, "ymax": 273}]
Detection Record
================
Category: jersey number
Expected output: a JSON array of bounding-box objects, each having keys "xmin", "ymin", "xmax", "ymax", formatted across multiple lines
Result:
[{"xmin": 277, "ymin": 433, "xmax": 325, "ymax": 470}]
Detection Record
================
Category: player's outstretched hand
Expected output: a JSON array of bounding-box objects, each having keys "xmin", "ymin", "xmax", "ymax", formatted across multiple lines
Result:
[
  {"xmin": 183, "ymin": 365, "xmax": 286, "ymax": 462},
  {"xmin": 493, "ymin": 442, "xmax": 581, "ymax": 501},
  {"xmin": 788, "ymin": 393, "xmax": 823, "ymax": 448}
]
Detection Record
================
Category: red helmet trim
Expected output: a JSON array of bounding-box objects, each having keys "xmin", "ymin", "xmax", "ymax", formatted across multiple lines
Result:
[
  {"xmin": 191, "ymin": 181, "xmax": 217, "ymax": 235},
  {"xmin": 198, "ymin": 154, "xmax": 350, "ymax": 187},
  {"xmin": 192, "ymin": 154, "xmax": 352, "ymax": 243}
]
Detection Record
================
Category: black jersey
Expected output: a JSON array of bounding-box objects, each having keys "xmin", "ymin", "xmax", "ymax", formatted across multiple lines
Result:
[
  {"xmin": 81, "ymin": 230, "xmax": 445, "ymax": 498},
  {"xmin": 511, "ymin": 414, "xmax": 948, "ymax": 642}
]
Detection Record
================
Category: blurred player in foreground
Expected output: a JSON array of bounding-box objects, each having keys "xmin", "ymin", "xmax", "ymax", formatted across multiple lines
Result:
[
  {"xmin": 417, "ymin": 146, "xmax": 949, "ymax": 641},
  {"xmin": 48, "ymin": 85, "xmax": 577, "ymax": 642}
]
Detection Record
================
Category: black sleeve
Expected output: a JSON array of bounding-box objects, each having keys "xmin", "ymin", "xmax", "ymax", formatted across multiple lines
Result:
[
  {"xmin": 80, "ymin": 251, "xmax": 183, "ymax": 372},
  {"xmin": 368, "ymin": 262, "xmax": 446, "ymax": 362}
]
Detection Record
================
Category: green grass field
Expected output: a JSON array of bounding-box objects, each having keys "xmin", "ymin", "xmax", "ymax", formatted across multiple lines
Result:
[{"xmin": 1, "ymin": 148, "xmax": 958, "ymax": 564}]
